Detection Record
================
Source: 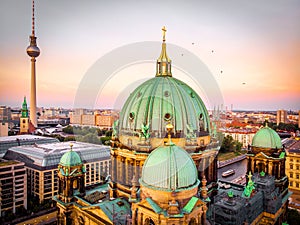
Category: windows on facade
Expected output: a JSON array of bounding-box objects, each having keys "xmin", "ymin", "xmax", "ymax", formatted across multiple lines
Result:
[
  {"xmin": 290, "ymin": 164, "xmax": 293, "ymax": 169},
  {"xmin": 290, "ymin": 173, "xmax": 293, "ymax": 178}
]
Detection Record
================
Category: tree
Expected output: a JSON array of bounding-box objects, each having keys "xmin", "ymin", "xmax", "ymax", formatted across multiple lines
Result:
[
  {"xmin": 64, "ymin": 136, "xmax": 76, "ymax": 142},
  {"xmin": 220, "ymin": 135, "xmax": 243, "ymax": 153},
  {"xmin": 62, "ymin": 125, "xmax": 74, "ymax": 134},
  {"xmin": 105, "ymin": 129, "xmax": 113, "ymax": 137},
  {"xmin": 51, "ymin": 134, "xmax": 65, "ymax": 142},
  {"xmin": 234, "ymin": 140, "xmax": 242, "ymax": 152},
  {"xmin": 77, "ymin": 133, "xmax": 101, "ymax": 144},
  {"xmin": 220, "ymin": 135, "xmax": 235, "ymax": 153},
  {"xmin": 101, "ymin": 136, "xmax": 111, "ymax": 145}
]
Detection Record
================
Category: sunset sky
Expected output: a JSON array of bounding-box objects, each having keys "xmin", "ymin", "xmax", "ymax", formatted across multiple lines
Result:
[{"xmin": 0, "ymin": 0, "xmax": 299, "ymax": 111}]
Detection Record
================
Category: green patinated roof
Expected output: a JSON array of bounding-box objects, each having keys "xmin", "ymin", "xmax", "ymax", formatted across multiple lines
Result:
[
  {"xmin": 59, "ymin": 150, "xmax": 82, "ymax": 167},
  {"xmin": 279, "ymin": 152, "xmax": 285, "ymax": 158},
  {"xmin": 118, "ymin": 76, "xmax": 210, "ymax": 140},
  {"xmin": 140, "ymin": 144, "xmax": 199, "ymax": 191},
  {"xmin": 182, "ymin": 196, "xmax": 198, "ymax": 213},
  {"xmin": 146, "ymin": 197, "xmax": 163, "ymax": 213},
  {"xmin": 252, "ymin": 125, "xmax": 282, "ymax": 149},
  {"xmin": 97, "ymin": 198, "xmax": 131, "ymax": 224}
]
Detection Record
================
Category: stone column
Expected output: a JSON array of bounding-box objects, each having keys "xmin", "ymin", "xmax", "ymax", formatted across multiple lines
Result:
[
  {"xmin": 121, "ymin": 157, "xmax": 126, "ymax": 184},
  {"xmin": 125, "ymin": 158, "xmax": 129, "ymax": 185},
  {"xmin": 137, "ymin": 212, "xmax": 143, "ymax": 225},
  {"xmin": 263, "ymin": 160, "xmax": 267, "ymax": 173},
  {"xmin": 209, "ymin": 156, "xmax": 213, "ymax": 182},
  {"xmin": 135, "ymin": 161, "xmax": 140, "ymax": 179},
  {"xmin": 278, "ymin": 161, "xmax": 281, "ymax": 179},
  {"xmin": 201, "ymin": 208, "xmax": 206, "ymax": 225},
  {"xmin": 268, "ymin": 161, "xmax": 273, "ymax": 176},
  {"xmin": 132, "ymin": 206, "xmax": 137, "ymax": 225},
  {"xmin": 201, "ymin": 157, "xmax": 206, "ymax": 178},
  {"xmin": 214, "ymin": 157, "xmax": 218, "ymax": 181},
  {"xmin": 117, "ymin": 156, "xmax": 122, "ymax": 183},
  {"xmin": 129, "ymin": 160, "xmax": 134, "ymax": 186},
  {"xmin": 111, "ymin": 155, "xmax": 116, "ymax": 182}
]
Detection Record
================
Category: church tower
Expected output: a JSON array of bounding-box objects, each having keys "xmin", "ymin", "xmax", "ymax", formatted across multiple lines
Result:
[
  {"xmin": 57, "ymin": 144, "xmax": 86, "ymax": 225},
  {"xmin": 26, "ymin": 0, "xmax": 40, "ymax": 128},
  {"xmin": 20, "ymin": 97, "xmax": 29, "ymax": 134},
  {"xmin": 247, "ymin": 121, "xmax": 288, "ymax": 193}
]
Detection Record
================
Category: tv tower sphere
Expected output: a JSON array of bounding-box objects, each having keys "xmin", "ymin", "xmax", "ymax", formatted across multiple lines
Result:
[{"xmin": 27, "ymin": 39, "xmax": 40, "ymax": 58}]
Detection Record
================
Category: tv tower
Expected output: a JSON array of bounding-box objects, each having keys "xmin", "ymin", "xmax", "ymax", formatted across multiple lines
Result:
[{"xmin": 26, "ymin": 0, "xmax": 40, "ymax": 128}]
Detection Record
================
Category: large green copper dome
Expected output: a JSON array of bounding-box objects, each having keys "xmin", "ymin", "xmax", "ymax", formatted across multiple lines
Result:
[
  {"xmin": 140, "ymin": 143, "xmax": 199, "ymax": 191},
  {"xmin": 252, "ymin": 125, "xmax": 282, "ymax": 149},
  {"xmin": 117, "ymin": 38, "xmax": 210, "ymax": 151},
  {"xmin": 59, "ymin": 148, "xmax": 82, "ymax": 167},
  {"xmin": 119, "ymin": 76, "xmax": 210, "ymax": 134}
]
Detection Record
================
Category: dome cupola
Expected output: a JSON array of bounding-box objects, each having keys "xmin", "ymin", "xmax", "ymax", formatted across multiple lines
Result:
[
  {"xmin": 117, "ymin": 27, "xmax": 210, "ymax": 152},
  {"xmin": 140, "ymin": 125, "xmax": 199, "ymax": 191},
  {"xmin": 251, "ymin": 122, "xmax": 282, "ymax": 156},
  {"xmin": 140, "ymin": 143, "xmax": 199, "ymax": 191},
  {"xmin": 59, "ymin": 143, "xmax": 83, "ymax": 167}
]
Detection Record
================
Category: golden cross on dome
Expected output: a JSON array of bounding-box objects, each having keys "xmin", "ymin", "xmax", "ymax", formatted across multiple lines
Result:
[{"xmin": 162, "ymin": 26, "xmax": 167, "ymax": 42}]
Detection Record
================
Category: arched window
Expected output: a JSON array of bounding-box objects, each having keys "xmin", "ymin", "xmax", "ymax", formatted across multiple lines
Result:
[{"xmin": 145, "ymin": 218, "xmax": 155, "ymax": 225}]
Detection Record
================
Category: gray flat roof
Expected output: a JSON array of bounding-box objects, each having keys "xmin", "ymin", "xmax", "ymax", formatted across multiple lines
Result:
[
  {"xmin": 0, "ymin": 135, "xmax": 59, "ymax": 157},
  {"xmin": 0, "ymin": 134, "xmax": 56, "ymax": 142},
  {"xmin": 4, "ymin": 141, "xmax": 110, "ymax": 170}
]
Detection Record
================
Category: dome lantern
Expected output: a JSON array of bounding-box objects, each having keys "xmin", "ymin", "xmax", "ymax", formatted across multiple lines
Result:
[{"xmin": 156, "ymin": 26, "xmax": 172, "ymax": 77}]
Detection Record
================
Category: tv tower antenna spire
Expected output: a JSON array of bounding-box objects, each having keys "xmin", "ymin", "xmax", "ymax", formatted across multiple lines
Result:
[{"xmin": 26, "ymin": 0, "xmax": 40, "ymax": 128}]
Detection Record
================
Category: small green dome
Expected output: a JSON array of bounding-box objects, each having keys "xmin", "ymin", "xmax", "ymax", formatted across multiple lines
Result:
[
  {"xmin": 59, "ymin": 149, "xmax": 82, "ymax": 167},
  {"xmin": 140, "ymin": 143, "xmax": 199, "ymax": 191},
  {"xmin": 252, "ymin": 125, "xmax": 282, "ymax": 149}
]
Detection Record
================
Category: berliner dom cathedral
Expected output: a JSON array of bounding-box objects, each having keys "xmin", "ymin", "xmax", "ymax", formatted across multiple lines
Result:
[
  {"xmin": 111, "ymin": 26, "xmax": 218, "ymax": 200},
  {"xmin": 54, "ymin": 28, "xmax": 289, "ymax": 225}
]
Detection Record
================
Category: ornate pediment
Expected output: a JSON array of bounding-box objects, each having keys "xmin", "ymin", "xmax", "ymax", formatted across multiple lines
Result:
[{"xmin": 253, "ymin": 152, "xmax": 269, "ymax": 160}]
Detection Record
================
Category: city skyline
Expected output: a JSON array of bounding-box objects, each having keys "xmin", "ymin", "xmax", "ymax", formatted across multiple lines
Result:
[{"xmin": 1, "ymin": 0, "xmax": 300, "ymax": 110}]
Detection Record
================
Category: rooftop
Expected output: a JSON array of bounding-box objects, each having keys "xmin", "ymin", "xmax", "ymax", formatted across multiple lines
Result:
[
  {"xmin": 0, "ymin": 134, "xmax": 59, "ymax": 157},
  {"xmin": 4, "ymin": 141, "xmax": 110, "ymax": 170},
  {"xmin": 0, "ymin": 159, "xmax": 20, "ymax": 167},
  {"xmin": 285, "ymin": 139, "xmax": 300, "ymax": 154},
  {"xmin": 0, "ymin": 134, "xmax": 56, "ymax": 142}
]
